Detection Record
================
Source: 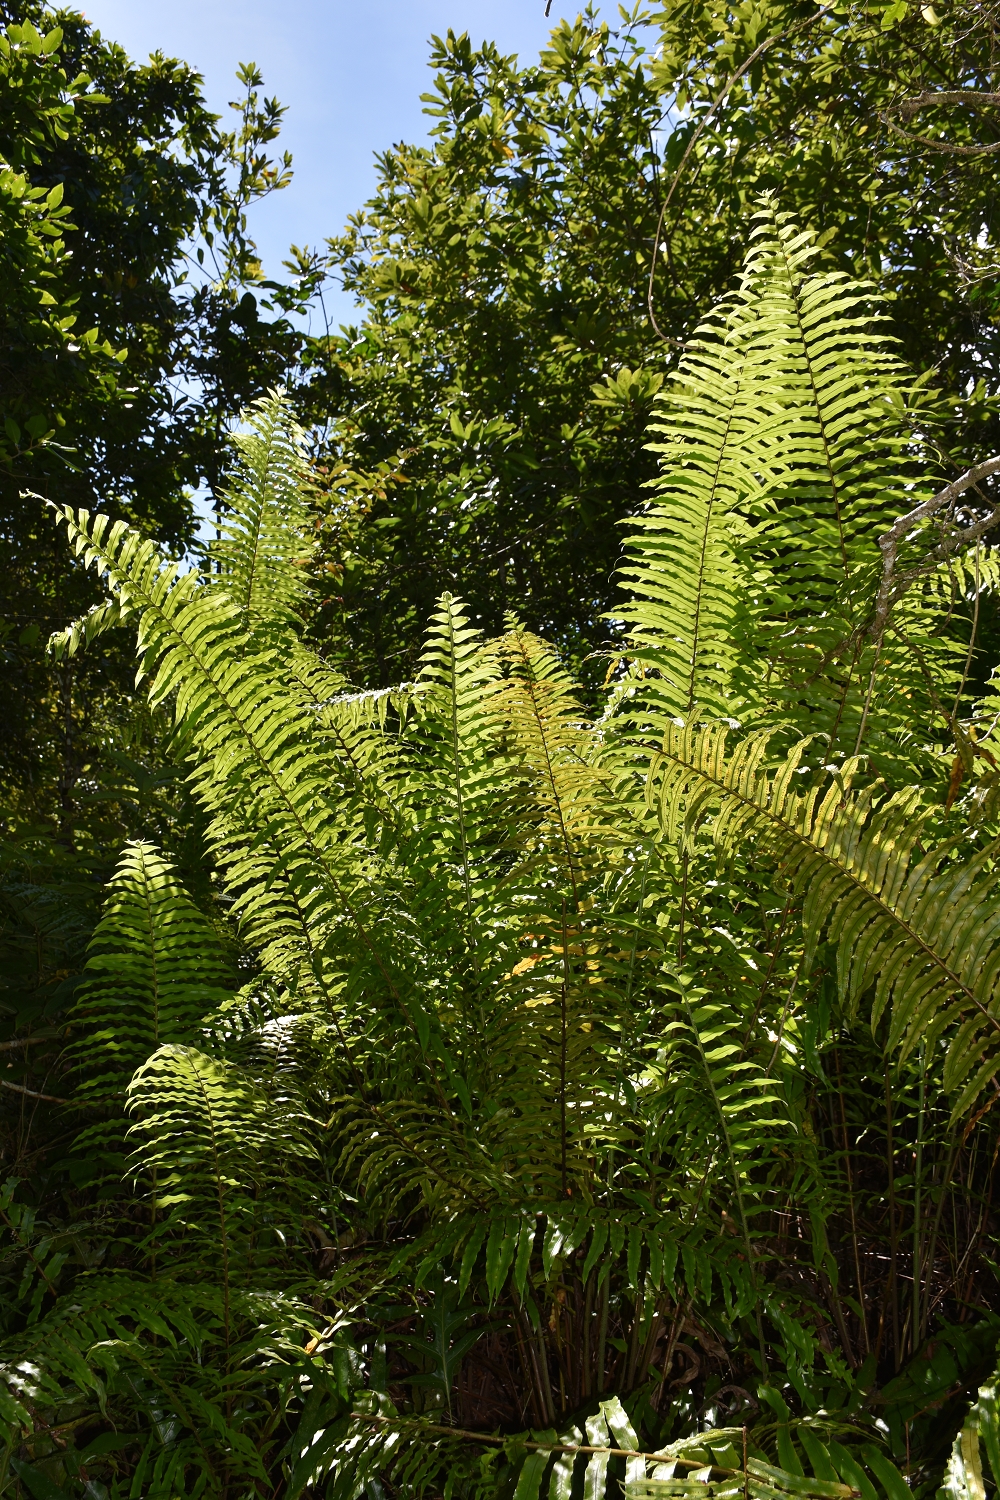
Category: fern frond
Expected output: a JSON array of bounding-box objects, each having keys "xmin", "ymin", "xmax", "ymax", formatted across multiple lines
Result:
[
  {"xmin": 211, "ymin": 388, "xmax": 315, "ymax": 642},
  {"xmin": 650, "ymin": 722, "xmax": 1000, "ymax": 1118},
  {"xmin": 127, "ymin": 1043, "xmax": 314, "ymax": 1273},
  {"xmin": 0, "ymin": 1272, "xmax": 337, "ymax": 1492},
  {"xmin": 69, "ymin": 841, "xmax": 234, "ymax": 1170},
  {"xmin": 617, "ymin": 196, "xmax": 956, "ymax": 775},
  {"xmin": 497, "ymin": 622, "xmax": 615, "ymax": 885},
  {"xmin": 735, "ymin": 200, "xmax": 940, "ymax": 753},
  {"xmin": 616, "ymin": 274, "xmax": 784, "ymax": 723},
  {"xmin": 49, "ymin": 505, "xmax": 377, "ymax": 997}
]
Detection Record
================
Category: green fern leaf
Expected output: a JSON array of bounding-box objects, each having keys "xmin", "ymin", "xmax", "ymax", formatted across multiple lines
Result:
[
  {"xmin": 69, "ymin": 841, "xmax": 234, "ymax": 1168},
  {"xmin": 650, "ymin": 722, "xmax": 1000, "ymax": 1118}
]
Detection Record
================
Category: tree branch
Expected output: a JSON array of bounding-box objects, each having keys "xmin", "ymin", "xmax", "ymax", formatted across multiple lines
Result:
[
  {"xmin": 0, "ymin": 1078, "xmax": 68, "ymax": 1103},
  {"xmin": 899, "ymin": 90, "xmax": 1000, "ymax": 118},
  {"xmin": 0, "ymin": 1033, "xmax": 63, "ymax": 1053},
  {"xmin": 646, "ymin": 4, "xmax": 835, "ymax": 345},
  {"xmin": 872, "ymin": 455, "xmax": 1000, "ymax": 641},
  {"xmin": 882, "ymin": 116, "xmax": 1000, "ymax": 154}
]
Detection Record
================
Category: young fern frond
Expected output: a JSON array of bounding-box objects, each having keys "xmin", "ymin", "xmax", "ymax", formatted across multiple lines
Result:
[
  {"xmin": 211, "ymin": 388, "xmax": 315, "ymax": 643},
  {"xmin": 70, "ymin": 841, "xmax": 234, "ymax": 1163},
  {"xmin": 497, "ymin": 622, "xmax": 616, "ymax": 889},
  {"xmin": 126, "ymin": 1043, "xmax": 314, "ymax": 1307},
  {"xmin": 649, "ymin": 722, "xmax": 1000, "ymax": 1119}
]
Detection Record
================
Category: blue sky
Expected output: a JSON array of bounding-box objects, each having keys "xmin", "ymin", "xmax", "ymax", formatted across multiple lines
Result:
[{"xmin": 78, "ymin": 0, "xmax": 605, "ymax": 327}]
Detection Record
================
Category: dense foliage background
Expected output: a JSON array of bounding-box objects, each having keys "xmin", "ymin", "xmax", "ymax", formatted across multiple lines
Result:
[{"xmin": 3, "ymin": 1, "xmax": 1000, "ymax": 1497}]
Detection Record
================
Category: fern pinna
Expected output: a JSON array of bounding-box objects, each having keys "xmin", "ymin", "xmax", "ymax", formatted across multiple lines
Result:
[{"xmin": 3, "ymin": 202, "xmax": 1000, "ymax": 1500}]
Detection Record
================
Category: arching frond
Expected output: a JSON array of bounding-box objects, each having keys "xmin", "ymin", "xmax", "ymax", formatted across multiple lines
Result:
[
  {"xmin": 649, "ymin": 722, "xmax": 1000, "ymax": 1119},
  {"xmin": 47, "ymin": 504, "xmax": 377, "ymax": 999}
]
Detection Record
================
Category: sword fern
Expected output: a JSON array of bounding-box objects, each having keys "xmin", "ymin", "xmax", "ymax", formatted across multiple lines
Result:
[{"xmin": 5, "ymin": 209, "xmax": 1000, "ymax": 1498}]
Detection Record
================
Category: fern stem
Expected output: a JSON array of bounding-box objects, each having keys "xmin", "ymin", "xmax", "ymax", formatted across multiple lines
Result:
[
  {"xmin": 638, "ymin": 1304, "xmax": 665, "ymax": 1391},
  {"xmin": 596, "ymin": 1272, "xmax": 610, "ymax": 1393},
  {"xmin": 826, "ymin": 633, "xmax": 864, "ymax": 759},
  {"xmin": 677, "ymin": 840, "xmax": 766, "ymax": 1368},
  {"xmin": 513, "ymin": 1311, "xmax": 545, "ymax": 1428},
  {"xmin": 581, "ymin": 1270, "xmax": 594, "ymax": 1400},
  {"xmin": 912, "ymin": 1048, "xmax": 927, "ymax": 1359},
  {"xmin": 185, "ymin": 1067, "xmax": 233, "ymax": 1397},
  {"xmin": 834, "ymin": 1048, "xmax": 869, "ymax": 1356},
  {"xmin": 884, "ymin": 1061, "xmax": 901, "ymax": 1370},
  {"xmin": 560, "ymin": 897, "xmax": 570, "ymax": 1200},
  {"xmin": 683, "ymin": 988, "xmax": 768, "ymax": 1373},
  {"xmin": 949, "ymin": 538, "xmax": 981, "ymax": 724},
  {"xmin": 534, "ymin": 1321, "xmax": 557, "ymax": 1424},
  {"xmin": 920, "ymin": 1141, "xmax": 959, "ymax": 1343},
  {"xmin": 443, "ymin": 601, "xmax": 480, "ymax": 985},
  {"xmin": 744, "ymin": 890, "xmax": 795, "ymax": 1061},
  {"xmin": 625, "ymin": 1284, "xmax": 643, "ymax": 1389},
  {"xmin": 654, "ymin": 1296, "xmax": 690, "ymax": 1412}
]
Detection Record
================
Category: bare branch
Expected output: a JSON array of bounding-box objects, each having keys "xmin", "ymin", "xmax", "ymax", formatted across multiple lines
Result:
[
  {"xmin": 899, "ymin": 90, "xmax": 1000, "ymax": 118},
  {"xmin": 0, "ymin": 1078, "xmax": 68, "ymax": 1104},
  {"xmin": 882, "ymin": 116, "xmax": 1000, "ymax": 154},
  {"xmin": 872, "ymin": 455, "xmax": 1000, "ymax": 641},
  {"xmin": 0, "ymin": 1033, "xmax": 63, "ymax": 1054}
]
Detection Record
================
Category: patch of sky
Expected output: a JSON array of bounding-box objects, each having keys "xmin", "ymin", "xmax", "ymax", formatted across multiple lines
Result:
[{"xmin": 78, "ymin": 0, "xmax": 625, "ymax": 330}]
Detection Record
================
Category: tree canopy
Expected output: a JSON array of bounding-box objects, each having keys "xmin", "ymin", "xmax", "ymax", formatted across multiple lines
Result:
[
  {"xmin": 0, "ymin": 3, "xmax": 319, "ymax": 840},
  {"xmin": 296, "ymin": 0, "xmax": 1000, "ymax": 686}
]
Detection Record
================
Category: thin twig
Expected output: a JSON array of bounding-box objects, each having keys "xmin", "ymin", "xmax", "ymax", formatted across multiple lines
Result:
[
  {"xmin": 882, "ymin": 116, "xmax": 1000, "ymax": 153},
  {"xmin": 645, "ymin": 4, "xmax": 835, "ymax": 344},
  {"xmin": 0, "ymin": 1078, "xmax": 67, "ymax": 1103},
  {"xmin": 348, "ymin": 1412, "xmax": 736, "ymax": 1467},
  {"xmin": 0, "ymin": 1035, "xmax": 63, "ymax": 1053},
  {"xmin": 898, "ymin": 89, "xmax": 1000, "ymax": 115}
]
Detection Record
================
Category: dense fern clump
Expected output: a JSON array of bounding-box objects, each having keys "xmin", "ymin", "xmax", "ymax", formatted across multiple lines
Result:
[{"xmin": 3, "ymin": 211, "xmax": 1000, "ymax": 1500}]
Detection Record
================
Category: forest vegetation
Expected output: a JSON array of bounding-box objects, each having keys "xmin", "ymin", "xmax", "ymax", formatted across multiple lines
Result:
[{"xmin": 2, "ymin": 2, "xmax": 1000, "ymax": 1499}]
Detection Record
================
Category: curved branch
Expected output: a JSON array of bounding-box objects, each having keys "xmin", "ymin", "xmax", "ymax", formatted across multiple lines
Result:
[
  {"xmin": 882, "ymin": 115, "xmax": 1000, "ymax": 154},
  {"xmin": 872, "ymin": 454, "xmax": 1000, "ymax": 641},
  {"xmin": 898, "ymin": 90, "xmax": 1000, "ymax": 117},
  {"xmin": 646, "ymin": 4, "xmax": 835, "ymax": 345}
]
